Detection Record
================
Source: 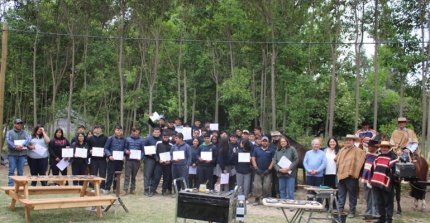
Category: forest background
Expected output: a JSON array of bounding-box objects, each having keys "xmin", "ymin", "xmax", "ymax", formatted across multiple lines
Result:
[{"xmin": 0, "ymin": 0, "xmax": 429, "ymax": 157}]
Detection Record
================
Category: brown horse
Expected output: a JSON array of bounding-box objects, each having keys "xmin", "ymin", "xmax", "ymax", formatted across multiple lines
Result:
[{"xmin": 410, "ymin": 155, "xmax": 429, "ymax": 211}]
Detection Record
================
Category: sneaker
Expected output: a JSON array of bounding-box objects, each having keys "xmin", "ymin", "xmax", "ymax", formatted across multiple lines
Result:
[
  {"xmin": 148, "ymin": 191, "xmax": 154, "ymax": 197},
  {"xmin": 348, "ymin": 213, "xmax": 356, "ymax": 218},
  {"xmin": 102, "ymin": 189, "xmax": 110, "ymax": 195}
]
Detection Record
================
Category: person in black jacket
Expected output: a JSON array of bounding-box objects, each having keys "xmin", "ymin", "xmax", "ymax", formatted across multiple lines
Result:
[
  {"xmin": 88, "ymin": 125, "xmax": 108, "ymax": 190},
  {"xmin": 196, "ymin": 134, "xmax": 218, "ymax": 190},
  {"xmin": 48, "ymin": 128, "xmax": 70, "ymax": 176},
  {"xmin": 154, "ymin": 133, "xmax": 173, "ymax": 195},
  {"xmin": 143, "ymin": 127, "xmax": 162, "ymax": 196},
  {"xmin": 233, "ymin": 139, "xmax": 253, "ymax": 199},
  {"xmin": 71, "ymin": 133, "xmax": 90, "ymax": 185}
]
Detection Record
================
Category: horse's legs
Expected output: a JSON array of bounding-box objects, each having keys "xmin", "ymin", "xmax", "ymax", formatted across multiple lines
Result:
[
  {"xmin": 394, "ymin": 181, "xmax": 402, "ymax": 214},
  {"xmin": 422, "ymin": 200, "xmax": 426, "ymax": 211}
]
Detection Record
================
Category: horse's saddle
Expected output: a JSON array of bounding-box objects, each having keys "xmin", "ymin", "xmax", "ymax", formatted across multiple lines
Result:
[{"xmin": 395, "ymin": 162, "xmax": 416, "ymax": 178}]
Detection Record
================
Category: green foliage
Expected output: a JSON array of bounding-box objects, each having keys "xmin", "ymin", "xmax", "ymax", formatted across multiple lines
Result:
[{"xmin": 220, "ymin": 68, "xmax": 257, "ymax": 130}]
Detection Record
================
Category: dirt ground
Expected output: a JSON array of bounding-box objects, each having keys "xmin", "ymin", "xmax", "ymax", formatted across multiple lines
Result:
[{"xmin": 0, "ymin": 163, "xmax": 429, "ymax": 223}]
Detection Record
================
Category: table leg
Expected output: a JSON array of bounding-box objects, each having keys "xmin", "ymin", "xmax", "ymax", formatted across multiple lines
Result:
[
  {"xmin": 290, "ymin": 209, "xmax": 303, "ymax": 223},
  {"xmin": 23, "ymin": 182, "xmax": 29, "ymax": 199},
  {"xmin": 25, "ymin": 206, "xmax": 31, "ymax": 223},
  {"xmin": 280, "ymin": 208, "xmax": 291, "ymax": 223},
  {"xmin": 94, "ymin": 180, "xmax": 103, "ymax": 218},
  {"xmin": 80, "ymin": 181, "xmax": 89, "ymax": 197}
]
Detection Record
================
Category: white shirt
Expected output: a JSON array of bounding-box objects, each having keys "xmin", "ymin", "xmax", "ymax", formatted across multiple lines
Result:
[{"xmin": 324, "ymin": 148, "xmax": 337, "ymax": 175}]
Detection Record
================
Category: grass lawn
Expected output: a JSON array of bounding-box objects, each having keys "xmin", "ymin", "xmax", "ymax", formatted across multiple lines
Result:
[{"xmin": 0, "ymin": 164, "xmax": 429, "ymax": 223}]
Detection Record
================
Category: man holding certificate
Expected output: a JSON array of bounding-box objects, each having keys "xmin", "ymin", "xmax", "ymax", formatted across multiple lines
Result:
[
  {"xmin": 88, "ymin": 125, "xmax": 108, "ymax": 191},
  {"xmin": 103, "ymin": 125, "xmax": 128, "ymax": 194},
  {"xmin": 123, "ymin": 127, "xmax": 144, "ymax": 195},
  {"xmin": 251, "ymin": 136, "xmax": 275, "ymax": 205},
  {"xmin": 6, "ymin": 118, "xmax": 31, "ymax": 186},
  {"xmin": 155, "ymin": 133, "xmax": 173, "ymax": 195},
  {"xmin": 196, "ymin": 134, "xmax": 218, "ymax": 190},
  {"xmin": 170, "ymin": 132, "xmax": 192, "ymax": 190},
  {"xmin": 143, "ymin": 127, "xmax": 162, "ymax": 196},
  {"xmin": 233, "ymin": 139, "xmax": 253, "ymax": 199}
]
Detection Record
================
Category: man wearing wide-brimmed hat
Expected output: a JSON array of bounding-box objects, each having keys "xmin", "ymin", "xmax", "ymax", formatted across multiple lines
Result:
[
  {"xmin": 389, "ymin": 117, "xmax": 418, "ymax": 161},
  {"xmin": 370, "ymin": 141, "xmax": 398, "ymax": 223},
  {"xmin": 336, "ymin": 134, "xmax": 366, "ymax": 218}
]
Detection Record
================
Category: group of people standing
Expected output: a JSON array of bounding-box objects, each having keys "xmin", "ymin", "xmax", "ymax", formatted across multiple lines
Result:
[{"xmin": 5, "ymin": 116, "xmax": 418, "ymax": 223}]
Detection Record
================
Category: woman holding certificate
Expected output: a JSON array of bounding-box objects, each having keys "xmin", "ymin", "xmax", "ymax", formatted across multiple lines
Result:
[
  {"xmin": 48, "ymin": 128, "xmax": 70, "ymax": 176},
  {"xmin": 71, "ymin": 133, "xmax": 90, "ymax": 185},
  {"xmin": 28, "ymin": 125, "xmax": 50, "ymax": 186},
  {"xmin": 273, "ymin": 136, "xmax": 299, "ymax": 200},
  {"xmin": 233, "ymin": 140, "xmax": 253, "ymax": 199}
]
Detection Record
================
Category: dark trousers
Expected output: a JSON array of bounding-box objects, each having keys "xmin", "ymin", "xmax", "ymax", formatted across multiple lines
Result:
[
  {"xmin": 338, "ymin": 177, "xmax": 359, "ymax": 214},
  {"xmin": 374, "ymin": 186, "xmax": 394, "ymax": 223},
  {"xmin": 188, "ymin": 174, "xmax": 197, "ymax": 188},
  {"xmin": 105, "ymin": 160, "xmax": 123, "ymax": 191},
  {"xmin": 323, "ymin": 174, "xmax": 337, "ymax": 209},
  {"xmin": 172, "ymin": 165, "xmax": 189, "ymax": 191},
  {"xmin": 154, "ymin": 164, "xmax": 172, "ymax": 192},
  {"xmin": 124, "ymin": 159, "xmax": 140, "ymax": 192},
  {"xmin": 271, "ymin": 170, "xmax": 279, "ymax": 197},
  {"xmin": 27, "ymin": 157, "xmax": 48, "ymax": 186},
  {"xmin": 197, "ymin": 166, "xmax": 215, "ymax": 190},
  {"xmin": 91, "ymin": 159, "xmax": 107, "ymax": 189},
  {"xmin": 143, "ymin": 158, "xmax": 157, "ymax": 192},
  {"xmin": 72, "ymin": 161, "xmax": 87, "ymax": 185},
  {"xmin": 51, "ymin": 160, "xmax": 67, "ymax": 176}
]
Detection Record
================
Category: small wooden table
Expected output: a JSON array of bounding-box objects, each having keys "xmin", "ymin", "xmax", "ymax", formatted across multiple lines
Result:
[
  {"xmin": 2, "ymin": 175, "xmax": 115, "ymax": 223},
  {"xmin": 262, "ymin": 198, "xmax": 323, "ymax": 223}
]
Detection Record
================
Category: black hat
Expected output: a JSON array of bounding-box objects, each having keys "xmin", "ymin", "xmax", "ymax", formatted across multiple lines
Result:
[
  {"xmin": 368, "ymin": 139, "xmax": 379, "ymax": 147},
  {"xmin": 361, "ymin": 120, "xmax": 370, "ymax": 126},
  {"xmin": 93, "ymin": 124, "xmax": 101, "ymax": 129},
  {"xmin": 14, "ymin": 118, "xmax": 23, "ymax": 124}
]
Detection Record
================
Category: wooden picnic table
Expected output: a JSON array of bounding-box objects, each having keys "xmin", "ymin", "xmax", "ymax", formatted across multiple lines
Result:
[{"xmin": 1, "ymin": 175, "xmax": 116, "ymax": 223}]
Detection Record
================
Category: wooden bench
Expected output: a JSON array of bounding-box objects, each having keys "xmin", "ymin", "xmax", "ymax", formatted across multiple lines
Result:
[
  {"xmin": 1, "ymin": 186, "xmax": 84, "ymax": 195},
  {"xmin": 20, "ymin": 196, "xmax": 116, "ymax": 223}
]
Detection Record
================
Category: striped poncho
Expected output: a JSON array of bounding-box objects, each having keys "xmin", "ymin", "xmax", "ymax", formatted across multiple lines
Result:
[{"xmin": 370, "ymin": 151, "xmax": 397, "ymax": 191}]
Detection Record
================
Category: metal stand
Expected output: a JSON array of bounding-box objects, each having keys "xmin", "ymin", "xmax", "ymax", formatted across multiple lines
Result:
[{"xmin": 105, "ymin": 171, "xmax": 129, "ymax": 213}]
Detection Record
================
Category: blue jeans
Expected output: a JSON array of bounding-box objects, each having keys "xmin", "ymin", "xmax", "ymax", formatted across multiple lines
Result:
[
  {"xmin": 8, "ymin": 155, "xmax": 26, "ymax": 186},
  {"xmin": 278, "ymin": 175, "xmax": 295, "ymax": 199},
  {"xmin": 364, "ymin": 184, "xmax": 379, "ymax": 216}
]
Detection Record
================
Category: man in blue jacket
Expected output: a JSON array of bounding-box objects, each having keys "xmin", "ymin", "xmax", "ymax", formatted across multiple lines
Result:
[
  {"xmin": 6, "ymin": 118, "xmax": 30, "ymax": 186},
  {"xmin": 196, "ymin": 133, "xmax": 218, "ymax": 189},
  {"xmin": 123, "ymin": 126, "xmax": 144, "ymax": 195},
  {"xmin": 103, "ymin": 125, "xmax": 128, "ymax": 194},
  {"xmin": 143, "ymin": 127, "xmax": 161, "ymax": 196},
  {"xmin": 171, "ymin": 132, "xmax": 192, "ymax": 190}
]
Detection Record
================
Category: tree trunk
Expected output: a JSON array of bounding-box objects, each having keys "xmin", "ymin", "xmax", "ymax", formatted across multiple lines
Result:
[
  {"xmin": 67, "ymin": 37, "xmax": 75, "ymax": 138},
  {"xmin": 118, "ymin": 3, "xmax": 125, "ymax": 128},
  {"xmin": 83, "ymin": 36, "xmax": 88, "ymax": 123},
  {"xmin": 0, "ymin": 24, "xmax": 8, "ymax": 151},
  {"xmin": 252, "ymin": 70, "xmax": 257, "ymax": 126},
  {"xmin": 183, "ymin": 70, "xmax": 188, "ymax": 124},
  {"xmin": 353, "ymin": 0, "xmax": 364, "ymax": 131},
  {"xmin": 191, "ymin": 88, "xmax": 196, "ymax": 125},
  {"xmin": 282, "ymin": 91, "xmax": 288, "ymax": 131},
  {"xmin": 177, "ymin": 36, "xmax": 183, "ymax": 118},
  {"xmin": 32, "ymin": 31, "xmax": 38, "ymax": 126},
  {"xmin": 373, "ymin": 0, "xmax": 380, "ymax": 130},
  {"xmin": 148, "ymin": 30, "xmax": 160, "ymax": 116},
  {"xmin": 328, "ymin": 0, "xmax": 341, "ymax": 137},
  {"xmin": 399, "ymin": 73, "xmax": 404, "ymax": 117},
  {"xmin": 420, "ymin": 0, "xmax": 427, "ymax": 142},
  {"xmin": 270, "ymin": 40, "xmax": 277, "ymax": 130},
  {"xmin": 228, "ymin": 32, "xmax": 234, "ymax": 76},
  {"xmin": 211, "ymin": 48, "xmax": 219, "ymax": 123}
]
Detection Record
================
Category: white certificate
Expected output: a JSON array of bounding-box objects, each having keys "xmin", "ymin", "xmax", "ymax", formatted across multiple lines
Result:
[
  {"xmin": 220, "ymin": 173, "xmax": 229, "ymax": 184},
  {"xmin": 238, "ymin": 152, "xmax": 251, "ymax": 163},
  {"xmin": 144, "ymin": 146, "xmax": 156, "ymax": 155},
  {"xmin": 209, "ymin": 123, "xmax": 219, "ymax": 131},
  {"xmin": 189, "ymin": 166, "xmax": 197, "ymax": 174},
  {"xmin": 173, "ymin": 150, "xmax": 185, "ymax": 160},
  {"xmin": 56, "ymin": 158, "xmax": 70, "ymax": 171},
  {"xmin": 92, "ymin": 147, "xmax": 104, "ymax": 157},
  {"xmin": 182, "ymin": 127, "xmax": 192, "ymax": 141},
  {"xmin": 14, "ymin": 139, "xmax": 26, "ymax": 146},
  {"xmin": 150, "ymin": 112, "xmax": 161, "ymax": 122},
  {"xmin": 159, "ymin": 152, "xmax": 171, "ymax": 162},
  {"xmin": 129, "ymin": 150, "xmax": 142, "ymax": 160},
  {"xmin": 277, "ymin": 156, "xmax": 292, "ymax": 169},
  {"xmin": 201, "ymin": 151, "xmax": 212, "ymax": 161},
  {"xmin": 62, "ymin": 148, "xmax": 74, "ymax": 158},
  {"xmin": 33, "ymin": 144, "xmax": 47, "ymax": 156},
  {"xmin": 75, "ymin": 148, "xmax": 88, "ymax": 158},
  {"xmin": 112, "ymin": 151, "xmax": 124, "ymax": 160}
]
